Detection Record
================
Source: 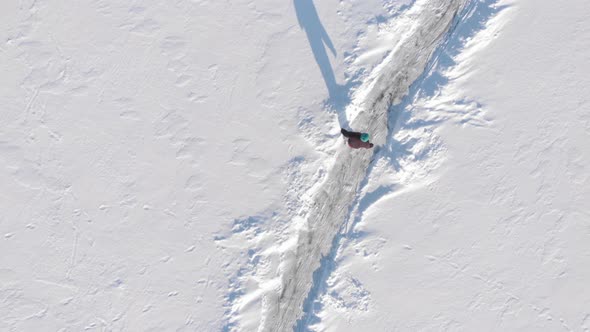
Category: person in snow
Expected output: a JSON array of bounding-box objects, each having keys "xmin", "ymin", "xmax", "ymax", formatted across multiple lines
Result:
[{"xmin": 341, "ymin": 128, "xmax": 374, "ymax": 149}]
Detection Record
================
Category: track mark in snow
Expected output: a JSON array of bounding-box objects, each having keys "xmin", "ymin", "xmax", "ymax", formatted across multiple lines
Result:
[
  {"xmin": 110, "ymin": 278, "xmax": 124, "ymax": 289},
  {"xmin": 153, "ymin": 109, "xmax": 203, "ymax": 163},
  {"xmin": 120, "ymin": 110, "xmax": 141, "ymax": 121},
  {"xmin": 313, "ymin": 273, "xmax": 372, "ymax": 318},
  {"xmin": 92, "ymin": 0, "xmax": 113, "ymax": 16},
  {"xmin": 118, "ymin": 5, "xmax": 160, "ymax": 37},
  {"xmin": 184, "ymin": 175, "xmax": 203, "ymax": 192},
  {"xmin": 219, "ymin": 157, "xmax": 318, "ymax": 331},
  {"xmin": 160, "ymin": 35, "xmax": 209, "ymax": 105},
  {"xmin": 260, "ymin": 1, "xmax": 469, "ymax": 331},
  {"xmin": 161, "ymin": 36, "xmax": 187, "ymax": 61},
  {"xmin": 175, "ymin": 74, "xmax": 193, "ymax": 87},
  {"xmin": 66, "ymin": 233, "xmax": 79, "ymax": 280}
]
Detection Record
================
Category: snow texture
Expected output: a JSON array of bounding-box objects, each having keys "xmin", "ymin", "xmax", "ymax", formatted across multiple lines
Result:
[
  {"xmin": 2, "ymin": 0, "xmax": 590, "ymax": 331},
  {"xmin": 309, "ymin": 0, "xmax": 590, "ymax": 331},
  {"xmin": 263, "ymin": 1, "xmax": 468, "ymax": 331}
]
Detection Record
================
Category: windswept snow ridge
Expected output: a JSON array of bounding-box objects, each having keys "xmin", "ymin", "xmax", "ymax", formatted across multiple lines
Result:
[{"xmin": 264, "ymin": 0, "xmax": 468, "ymax": 330}]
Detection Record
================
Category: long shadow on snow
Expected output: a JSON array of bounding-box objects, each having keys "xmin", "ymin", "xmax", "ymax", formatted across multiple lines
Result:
[
  {"xmin": 295, "ymin": 0, "xmax": 507, "ymax": 330},
  {"xmin": 294, "ymin": 0, "xmax": 352, "ymax": 126}
]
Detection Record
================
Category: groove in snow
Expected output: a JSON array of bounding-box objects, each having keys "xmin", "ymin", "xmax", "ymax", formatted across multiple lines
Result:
[{"xmin": 262, "ymin": 0, "xmax": 469, "ymax": 330}]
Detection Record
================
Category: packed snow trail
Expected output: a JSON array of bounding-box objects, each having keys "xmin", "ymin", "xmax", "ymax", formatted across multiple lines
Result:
[{"xmin": 263, "ymin": 0, "xmax": 468, "ymax": 330}]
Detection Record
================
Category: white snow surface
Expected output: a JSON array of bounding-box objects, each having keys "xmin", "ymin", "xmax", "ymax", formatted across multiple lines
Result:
[
  {"xmin": 311, "ymin": 0, "xmax": 590, "ymax": 331},
  {"xmin": 1, "ymin": 0, "xmax": 589, "ymax": 331}
]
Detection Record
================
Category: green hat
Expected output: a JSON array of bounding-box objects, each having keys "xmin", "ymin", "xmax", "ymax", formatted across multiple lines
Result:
[{"xmin": 360, "ymin": 133, "xmax": 370, "ymax": 142}]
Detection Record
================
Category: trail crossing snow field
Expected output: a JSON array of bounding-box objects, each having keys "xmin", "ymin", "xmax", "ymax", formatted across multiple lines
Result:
[
  {"xmin": 5, "ymin": 0, "xmax": 587, "ymax": 330},
  {"xmin": 263, "ymin": 0, "xmax": 468, "ymax": 330},
  {"xmin": 306, "ymin": 0, "xmax": 590, "ymax": 330}
]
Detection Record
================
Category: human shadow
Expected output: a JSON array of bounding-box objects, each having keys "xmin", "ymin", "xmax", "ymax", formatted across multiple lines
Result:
[{"xmin": 294, "ymin": 0, "xmax": 348, "ymax": 124}]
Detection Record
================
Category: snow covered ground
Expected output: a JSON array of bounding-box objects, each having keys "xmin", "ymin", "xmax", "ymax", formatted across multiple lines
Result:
[
  {"xmin": 0, "ymin": 0, "xmax": 409, "ymax": 330},
  {"xmin": 1, "ymin": 0, "xmax": 589, "ymax": 331},
  {"xmin": 309, "ymin": 0, "xmax": 590, "ymax": 331}
]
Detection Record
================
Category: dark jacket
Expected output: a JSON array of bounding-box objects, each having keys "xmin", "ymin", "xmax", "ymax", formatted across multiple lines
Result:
[
  {"xmin": 341, "ymin": 128, "xmax": 374, "ymax": 149},
  {"xmin": 347, "ymin": 136, "xmax": 374, "ymax": 149}
]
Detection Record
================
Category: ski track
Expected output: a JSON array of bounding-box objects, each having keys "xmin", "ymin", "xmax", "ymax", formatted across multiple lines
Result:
[{"xmin": 264, "ymin": 0, "xmax": 469, "ymax": 331}]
